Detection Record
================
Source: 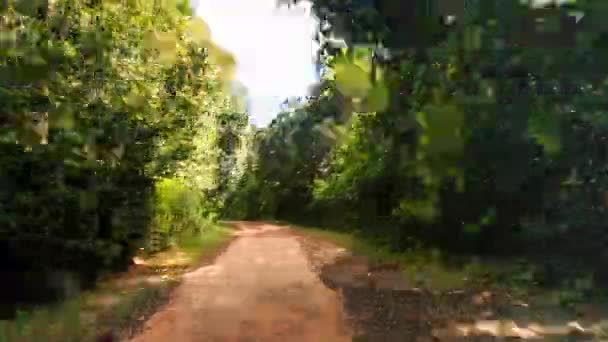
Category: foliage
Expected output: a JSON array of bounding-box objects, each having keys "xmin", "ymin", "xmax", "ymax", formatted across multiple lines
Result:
[
  {"xmin": 0, "ymin": 224, "xmax": 232, "ymax": 342},
  {"xmin": 149, "ymin": 178, "xmax": 211, "ymax": 252},
  {"xmin": 0, "ymin": 0, "xmax": 246, "ymax": 318},
  {"xmin": 226, "ymin": 0, "xmax": 608, "ymax": 289}
]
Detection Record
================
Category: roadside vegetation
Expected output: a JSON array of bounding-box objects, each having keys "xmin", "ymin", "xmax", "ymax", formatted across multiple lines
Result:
[
  {"xmin": 0, "ymin": 224, "xmax": 233, "ymax": 342},
  {"xmin": 4, "ymin": 0, "xmax": 608, "ymax": 340},
  {"xmin": 224, "ymin": 0, "xmax": 608, "ymax": 308},
  {"xmin": 1, "ymin": 0, "xmax": 243, "ymax": 340}
]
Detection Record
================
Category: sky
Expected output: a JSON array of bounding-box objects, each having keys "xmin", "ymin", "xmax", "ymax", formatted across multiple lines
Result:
[{"xmin": 194, "ymin": 0, "xmax": 320, "ymax": 127}]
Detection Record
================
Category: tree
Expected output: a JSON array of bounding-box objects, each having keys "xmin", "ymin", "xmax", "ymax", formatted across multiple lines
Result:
[{"xmin": 0, "ymin": 0, "xmax": 244, "ymax": 314}]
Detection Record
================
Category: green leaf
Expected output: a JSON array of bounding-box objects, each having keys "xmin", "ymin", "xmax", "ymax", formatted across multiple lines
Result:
[
  {"xmin": 480, "ymin": 207, "xmax": 497, "ymax": 226},
  {"xmin": 334, "ymin": 59, "xmax": 372, "ymax": 99},
  {"xmin": 421, "ymin": 103, "xmax": 464, "ymax": 157},
  {"xmin": 528, "ymin": 111, "xmax": 561, "ymax": 156},
  {"xmin": 14, "ymin": 0, "xmax": 48, "ymax": 17},
  {"xmin": 187, "ymin": 17, "xmax": 211, "ymax": 45},
  {"xmin": 464, "ymin": 223, "xmax": 481, "ymax": 234},
  {"xmin": 79, "ymin": 190, "xmax": 97, "ymax": 210},
  {"xmin": 0, "ymin": 30, "xmax": 16, "ymax": 48},
  {"xmin": 463, "ymin": 25, "xmax": 482, "ymax": 51},
  {"xmin": 365, "ymin": 82, "xmax": 389, "ymax": 112},
  {"xmin": 49, "ymin": 103, "xmax": 75, "ymax": 129},
  {"xmin": 144, "ymin": 30, "xmax": 178, "ymax": 65},
  {"xmin": 124, "ymin": 89, "xmax": 146, "ymax": 108},
  {"xmin": 177, "ymin": 0, "xmax": 193, "ymax": 16}
]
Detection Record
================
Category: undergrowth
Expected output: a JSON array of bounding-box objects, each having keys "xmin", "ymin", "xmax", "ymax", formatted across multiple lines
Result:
[{"xmin": 0, "ymin": 224, "xmax": 233, "ymax": 342}]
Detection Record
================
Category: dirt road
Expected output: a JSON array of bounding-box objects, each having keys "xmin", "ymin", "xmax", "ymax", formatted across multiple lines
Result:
[{"xmin": 128, "ymin": 222, "xmax": 353, "ymax": 342}]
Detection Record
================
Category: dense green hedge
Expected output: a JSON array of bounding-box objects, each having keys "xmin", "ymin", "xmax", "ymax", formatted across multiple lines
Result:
[{"xmin": 0, "ymin": 0, "xmax": 246, "ymax": 316}]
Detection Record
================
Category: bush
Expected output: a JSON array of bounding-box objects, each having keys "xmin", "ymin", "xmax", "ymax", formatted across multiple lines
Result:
[{"xmin": 149, "ymin": 178, "xmax": 213, "ymax": 252}]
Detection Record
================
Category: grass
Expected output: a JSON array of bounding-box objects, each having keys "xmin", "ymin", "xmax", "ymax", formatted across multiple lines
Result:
[
  {"xmin": 0, "ymin": 224, "xmax": 234, "ymax": 342},
  {"xmin": 289, "ymin": 224, "xmax": 400, "ymax": 266},
  {"xmin": 291, "ymin": 223, "xmax": 608, "ymax": 340},
  {"xmin": 290, "ymin": 223, "xmax": 497, "ymax": 291},
  {"xmin": 292, "ymin": 223, "xmax": 608, "ymax": 324},
  {"xmin": 290, "ymin": 225, "xmax": 355, "ymax": 249}
]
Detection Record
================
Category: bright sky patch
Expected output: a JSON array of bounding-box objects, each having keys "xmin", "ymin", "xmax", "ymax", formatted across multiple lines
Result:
[{"xmin": 194, "ymin": 0, "xmax": 319, "ymax": 127}]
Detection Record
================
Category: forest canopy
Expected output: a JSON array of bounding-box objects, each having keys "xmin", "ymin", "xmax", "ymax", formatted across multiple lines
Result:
[{"xmin": 223, "ymin": 0, "xmax": 608, "ymax": 286}]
